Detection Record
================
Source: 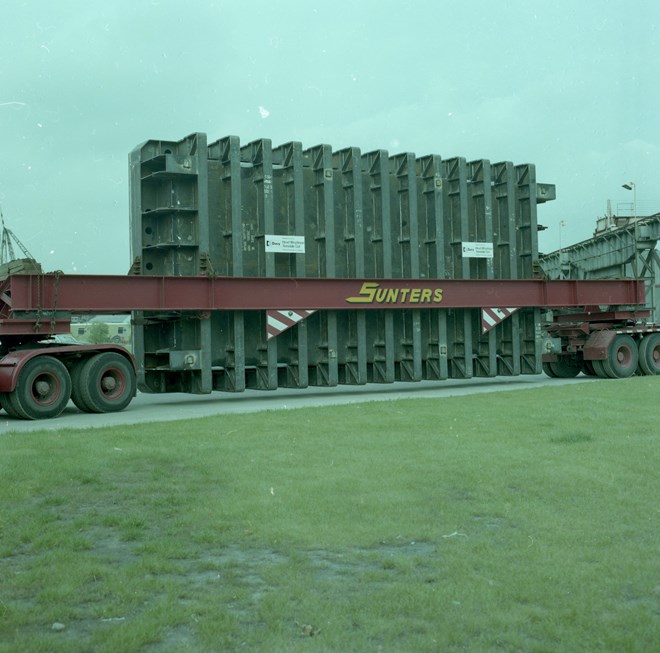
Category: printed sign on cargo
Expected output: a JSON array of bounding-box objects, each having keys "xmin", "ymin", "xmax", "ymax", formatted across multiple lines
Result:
[
  {"xmin": 264, "ymin": 235, "xmax": 306, "ymax": 253},
  {"xmin": 346, "ymin": 282, "xmax": 443, "ymax": 305},
  {"xmin": 462, "ymin": 242, "xmax": 494, "ymax": 258}
]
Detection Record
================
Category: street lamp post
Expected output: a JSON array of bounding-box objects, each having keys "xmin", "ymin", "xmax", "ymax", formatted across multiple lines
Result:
[
  {"xmin": 622, "ymin": 182, "xmax": 638, "ymax": 276},
  {"xmin": 558, "ymin": 220, "xmax": 568, "ymax": 279},
  {"xmin": 622, "ymin": 182, "xmax": 636, "ymax": 219}
]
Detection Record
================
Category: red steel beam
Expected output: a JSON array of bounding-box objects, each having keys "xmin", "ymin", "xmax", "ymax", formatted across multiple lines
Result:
[
  {"xmin": 1, "ymin": 274, "xmax": 646, "ymax": 314},
  {"xmin": 0, "ymin": 319, "xmax": 71, "ymax": 336}
]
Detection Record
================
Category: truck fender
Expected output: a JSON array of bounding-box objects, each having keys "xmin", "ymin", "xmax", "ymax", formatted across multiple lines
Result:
[
  {"xmin": 583, "ymin": 330, "xmax": 616, "ymax": 361},
  {"xmin": 0, "ymin": 350, "xmax": 44, "ymax": 393}
]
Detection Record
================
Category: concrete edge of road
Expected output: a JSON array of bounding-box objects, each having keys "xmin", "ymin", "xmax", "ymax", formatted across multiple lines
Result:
[{"xmin": 2, "ymin": 373, "xmax": 599, "ymax": 434}]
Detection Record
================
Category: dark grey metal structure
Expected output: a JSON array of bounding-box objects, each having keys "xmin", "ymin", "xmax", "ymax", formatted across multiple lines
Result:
[
  {"xmin": 129, "ymin": 133, "xmax": 555, "ymax": 394},
  {"xmin": 540, "ymin": 214, "xmax": 660, "ymax": 323}
]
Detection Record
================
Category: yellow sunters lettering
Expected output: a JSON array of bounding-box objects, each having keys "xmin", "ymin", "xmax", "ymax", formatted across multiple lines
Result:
[{"xmin": 346, "ymin": 282, "xmax": 443, "ymax": 305}]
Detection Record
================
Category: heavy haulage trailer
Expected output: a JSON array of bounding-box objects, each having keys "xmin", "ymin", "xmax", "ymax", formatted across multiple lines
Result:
[
  {"xmin": 0, "ymin": 272, "xmax": 653, "ymax": 420},
  {"xmin": 0, "ymin": 132, "xmax": 658, "ymax": 420},
  {"xmin": 540, "ymin": 213, "xmax": 660, "ymax": 379}
]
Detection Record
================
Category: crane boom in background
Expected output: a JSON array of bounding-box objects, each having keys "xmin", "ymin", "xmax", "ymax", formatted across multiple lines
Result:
[
  {"xmin": 1, "ymin": 207, "xmax": 35, "ymax": 263},
  {"xmin": 0, "ymin": 207, "xmax": 42, "ymax": 276}
]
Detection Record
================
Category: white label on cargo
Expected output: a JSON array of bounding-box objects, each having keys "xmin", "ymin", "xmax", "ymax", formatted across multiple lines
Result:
[
  {"xmin": 461, "ymin": 242, "xmax": 494, "ymax": 258},
  {"xmin": 264, "ymin": 235, "xmax": 306, "ymax": 254}
]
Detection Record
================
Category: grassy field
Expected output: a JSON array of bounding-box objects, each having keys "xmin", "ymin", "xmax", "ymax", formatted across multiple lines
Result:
[{"xmin": 1, "ymin": 376, "xmax": 658, "ymax": 652}]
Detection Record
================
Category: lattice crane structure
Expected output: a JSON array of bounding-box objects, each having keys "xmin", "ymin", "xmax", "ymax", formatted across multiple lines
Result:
[{"xmin": 1, "ymin": 208, "xmax": 36, "ymax": 265}]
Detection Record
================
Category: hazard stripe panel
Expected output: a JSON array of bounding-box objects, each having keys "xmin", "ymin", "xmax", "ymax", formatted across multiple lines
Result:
[
  {"xmin": 266, "ymin": 309, "xmax": 316, "ymax": 340},
  {"xmin": 481, "ymin": 307, "xmax": 518, "ymax": 334}
]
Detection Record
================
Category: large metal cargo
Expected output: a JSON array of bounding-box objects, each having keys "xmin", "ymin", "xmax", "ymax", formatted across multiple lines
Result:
[
  {"xmin": 540, "ymin": 214, "xmax": 660, "ymax": 323},
  {"xmin": 129, "ymin": 133, "xmax": 555, "ymax": 394}
]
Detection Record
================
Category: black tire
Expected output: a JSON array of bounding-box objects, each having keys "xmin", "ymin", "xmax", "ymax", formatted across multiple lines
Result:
[
  {"xmin": 9, "ymin": 356, "xmax": 71, "ymax": 420},
  {"xmin": 0, "ymin": 392, "xmax": 22, "ymax": 418},
  {"xmin": 591, "ymin": 359, "xmax": 609, "ymax": 379},
  {"xmin": 542, "ymin": 362, "xmax": 558, "ymax": 378},
  {"xmin": 78, "ymin": 352, "xmax": 136, "ymax": 413},
  {"xmin": 581, "ymin": 360, "xmax": 597, "ymax": 376},
  {"xmin": 548, "ymin": 357, "xmax": 581, "ymax": 378},
  {"xmin": 638, "ymin": 333, "xmax": 660, "ymax": 376},
  {"xmin": 70, "ymin": 359, "xmax": 96, "ymax": 413},
  {"xmin": 601, "ymin": 334, "xmax": 638, "ymax": 379}
]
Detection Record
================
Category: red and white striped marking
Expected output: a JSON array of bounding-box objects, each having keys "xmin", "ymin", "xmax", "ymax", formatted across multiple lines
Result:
[
  {"xmin": 266, "ymin": 309, "xmax": 316, "ymax": 340},
  {"xmin": 481, "ymin": 307, "xmax": 518, "ymax": 334}
]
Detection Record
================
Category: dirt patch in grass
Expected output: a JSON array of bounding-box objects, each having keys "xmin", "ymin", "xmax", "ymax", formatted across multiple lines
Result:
[{"xmin": 142, "ymin": 623, "xmax": 197, "ymax": 652}]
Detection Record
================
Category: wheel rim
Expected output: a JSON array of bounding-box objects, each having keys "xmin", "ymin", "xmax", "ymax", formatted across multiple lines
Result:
[
  {"xmin": 616, "ymin": 345, "xmax": 633, "ymax": 367},
  {"xmin": 602, "ymin": 334, "xmax": 638, "ymax": 378},
  {"xmin": 30, "ymin": 372, "xmax": 62, "ymax": 407},
  {"xmin": 99, "ymin": 367, "xmax": 127, "ymax": 400}
]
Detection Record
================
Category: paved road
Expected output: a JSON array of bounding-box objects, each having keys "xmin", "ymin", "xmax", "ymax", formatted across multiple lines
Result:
[{"xmin": 2, "ymin": 373, "xmax": 597, "ymax": 434}]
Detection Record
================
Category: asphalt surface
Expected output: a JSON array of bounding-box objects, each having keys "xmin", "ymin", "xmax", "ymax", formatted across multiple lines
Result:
[{"xmin": 2, "ymin": 373, "xmax": 598, "ymax": 434}]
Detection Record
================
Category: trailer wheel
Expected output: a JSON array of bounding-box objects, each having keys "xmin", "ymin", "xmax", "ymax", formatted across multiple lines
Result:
[
  {"xmin": 7, "ymin": 356, "xmax": 72, "ymax": 420},
  {"xmin": 591, "ymin": 359, "xmax": 609, "ymax": 379},
  {"xmin": 77, "ymin": 352, "xmax": 136, "ymax": 413},
  {"xmin": 580, "ymin": 360, "xmax": 597, "ymax": 376},
  {"xmin": 548, "ymin": 357, "xmax": 581, "ymax": 378},
  {"xmin": 70, "ymin": 359, "xmax": 95, "ymax": 413},
  {"xmin": 601, "ymin": 334, "xmax": 638, "ymax": 379},
  {"xmin": 542, "ymin": 362, "xmax": 558, "ymax": 378},
  {"xmin": 0, "ymin": 392, "xmax": 22, "ymax": 418},
  {"xmin": 638, "ymin": 333, "xmax": 660, "ymax": 375}
]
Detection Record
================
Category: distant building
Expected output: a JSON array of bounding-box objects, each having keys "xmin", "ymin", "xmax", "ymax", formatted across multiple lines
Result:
[{"xmin": 71, "ymin": 315, "xmax": 132, "ymax": 351}]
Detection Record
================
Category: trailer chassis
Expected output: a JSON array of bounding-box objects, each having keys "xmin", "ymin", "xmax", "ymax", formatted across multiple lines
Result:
[
  {"xmin": 0, "ymin": 273, "xmax": 653, "ymax": 420},
  {"xmin": 542, "ymin": 309, "xmax": 660, "ymax": 379}
]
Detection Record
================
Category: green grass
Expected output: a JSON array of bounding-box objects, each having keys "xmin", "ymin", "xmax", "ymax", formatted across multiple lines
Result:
[{"xmin": 1, "ymin": 376, "xmax": 659, "ymax": 652}]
